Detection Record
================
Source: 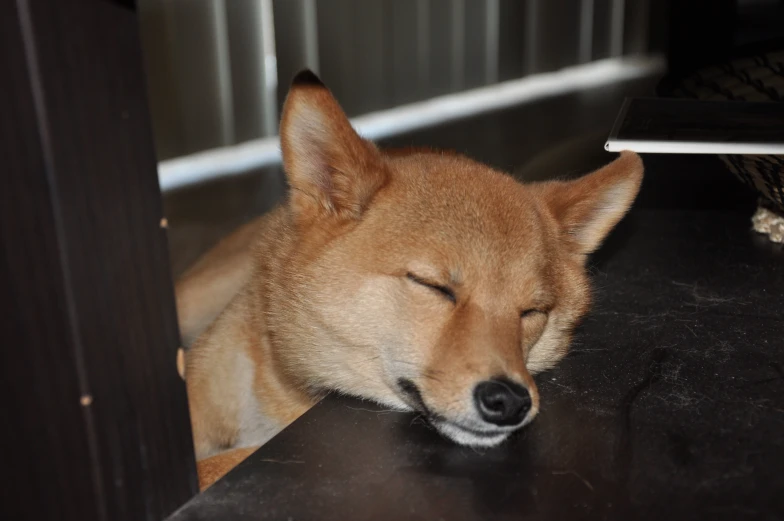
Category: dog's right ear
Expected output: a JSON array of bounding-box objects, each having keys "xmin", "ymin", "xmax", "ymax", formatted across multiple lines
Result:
[
  {"xmin": 533, "ymin": 151, "xmax": 644, "ymax": 257},
  {"xmin": 280, "ymin": 70, "xmax": 387, "ymax": 224}
]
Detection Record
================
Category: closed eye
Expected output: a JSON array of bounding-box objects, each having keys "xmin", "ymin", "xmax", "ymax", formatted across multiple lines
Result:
[
  {"xmin": 520, "ymin": 309, "xmax": 545, "ymax": 319},
  {"xmin": 406, "ymin": 272, "xmax": 456, "ymax": 304}
]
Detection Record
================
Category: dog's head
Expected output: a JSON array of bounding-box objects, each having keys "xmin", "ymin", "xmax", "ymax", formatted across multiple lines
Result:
[{"xmin": 270, "ymin": 70, "xmax": 643, "ymax": 447}]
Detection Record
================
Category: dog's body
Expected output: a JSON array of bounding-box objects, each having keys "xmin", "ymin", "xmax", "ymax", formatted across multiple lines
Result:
[{"xmin": 177, "ymin": 71, "xmax": 644, "ymax": 489}]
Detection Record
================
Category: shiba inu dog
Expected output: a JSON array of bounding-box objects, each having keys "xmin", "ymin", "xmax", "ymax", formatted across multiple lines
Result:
[{"xmin": 176, "ymin": 70, "xmax": 644, "ymax": 488}]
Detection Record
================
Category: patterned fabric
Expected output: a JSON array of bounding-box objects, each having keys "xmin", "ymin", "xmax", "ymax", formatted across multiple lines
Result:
[{"xmin": 665, "ymin": 49, "xmax": 784, "ymax": 212}]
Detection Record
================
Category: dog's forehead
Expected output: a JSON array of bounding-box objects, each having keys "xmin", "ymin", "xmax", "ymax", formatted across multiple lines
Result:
[
  {"xmin": 361, "ymin": 153, "xmax": 551, "ymax": 281},
  {"xmin": 382, "ymin": 153, "xmax": 543, "ymax": 241}
]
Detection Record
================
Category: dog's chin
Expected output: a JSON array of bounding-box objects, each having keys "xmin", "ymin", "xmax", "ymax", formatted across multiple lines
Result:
[{"xmin": 432, "ymin": 420, "xmax": 511, "ymax": 447}]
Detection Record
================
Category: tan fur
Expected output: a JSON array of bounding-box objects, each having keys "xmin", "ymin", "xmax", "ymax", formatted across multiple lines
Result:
[
  {"xmin": 178, "ymin": 72, "xmax": 644, "ymax": 489},
  {"xmin": 196, "ymin": 447, "xmax": 257, "ymax": 490},
  {"xmin": 175, "ymin": 216, "xmax": 263, "ymax": 347}
]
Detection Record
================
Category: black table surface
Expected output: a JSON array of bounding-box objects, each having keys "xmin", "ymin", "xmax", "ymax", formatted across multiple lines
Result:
[{"xmin": 169, "ymin": 156, "xmax": 784, "ymax": 521}]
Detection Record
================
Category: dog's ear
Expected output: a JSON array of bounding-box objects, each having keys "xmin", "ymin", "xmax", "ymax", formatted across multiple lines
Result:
[
  {"xmin": 534, "ymin": 151, "xmax": 644, "ymax": 255},
  {"xmin": 280, "ymin": 70, "xmax": 386, "ymax": 223}
]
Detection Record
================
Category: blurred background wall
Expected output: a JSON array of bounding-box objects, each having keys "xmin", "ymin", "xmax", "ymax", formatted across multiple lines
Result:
[{"xmin": 138, "ymin": 0, "xmax": 666, "ymax": 162}]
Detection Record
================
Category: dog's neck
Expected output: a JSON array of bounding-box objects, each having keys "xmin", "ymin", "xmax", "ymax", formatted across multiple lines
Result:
[{"xmin": 244, "ymin": 210, "xmax": 318, "ymax": 422}]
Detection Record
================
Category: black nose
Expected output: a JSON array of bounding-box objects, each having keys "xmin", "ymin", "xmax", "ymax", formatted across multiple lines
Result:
[{"xmin": 474, "ymin": 378, "xmax": 531, "ymax": 426}]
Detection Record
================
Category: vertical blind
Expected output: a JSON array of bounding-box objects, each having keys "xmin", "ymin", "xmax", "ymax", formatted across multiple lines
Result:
[{"xmin": 138, "ymin": 0, "xmax": 661, "ymax": 161}]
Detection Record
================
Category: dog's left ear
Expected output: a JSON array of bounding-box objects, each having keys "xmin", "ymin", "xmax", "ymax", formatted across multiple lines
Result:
[
  {"xmin": 280, "ymin": 70, "xmax": 386, "ymax": 223},
  {"xmin": 533, "ymin": 151, "xmax": 644, "ymax": 255}
]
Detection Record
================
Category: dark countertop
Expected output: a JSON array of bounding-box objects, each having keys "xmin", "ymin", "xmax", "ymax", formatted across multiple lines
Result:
[{"xmin": 168, "ymin": 175, "xmax": 784, "ymax": 520}]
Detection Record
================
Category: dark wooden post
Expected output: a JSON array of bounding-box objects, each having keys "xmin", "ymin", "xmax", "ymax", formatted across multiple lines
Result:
[{"xmin": 0, "ymin": 1, "xmax": 198, "ymax": 520}]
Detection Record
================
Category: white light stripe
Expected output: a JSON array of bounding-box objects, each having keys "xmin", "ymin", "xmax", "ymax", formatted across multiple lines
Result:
[
  {"xmin": 159, "ymin": 54, "xmax": 666, "ymax": 192},
  {"xmin": 605, "ymin": 140, "xmax": 784, "ymax": 155}
]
